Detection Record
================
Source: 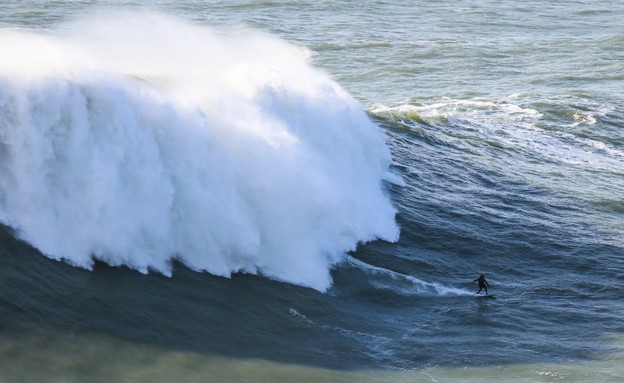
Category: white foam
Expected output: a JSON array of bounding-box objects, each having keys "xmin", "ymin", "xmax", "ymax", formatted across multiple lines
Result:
[
  {"xmin": 0, "ymin": 13, "xmax": 400, "ymax": 291},
  {"xmin": 345, "ymin": 256, "xmax": 472, "ymax": 296}
]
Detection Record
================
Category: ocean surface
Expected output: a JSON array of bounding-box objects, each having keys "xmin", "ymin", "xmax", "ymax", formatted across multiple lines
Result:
[{"xmin": 0, "ymin": 1, "xmax": 623, "ymax": 382}]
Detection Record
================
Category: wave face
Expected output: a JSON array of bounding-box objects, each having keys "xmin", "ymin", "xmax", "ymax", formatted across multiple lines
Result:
[{"xmin": 0, "ymin": 13, "xmax": 399, "ymax": 291}]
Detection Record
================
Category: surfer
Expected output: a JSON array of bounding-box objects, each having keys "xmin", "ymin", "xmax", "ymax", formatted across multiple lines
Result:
[{"xmin": 473, "ymin": 274, "xmax": 490, "ymax": 295}]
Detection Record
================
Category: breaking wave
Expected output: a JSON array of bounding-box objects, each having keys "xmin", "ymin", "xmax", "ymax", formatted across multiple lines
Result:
[{"xmin": 0, "ymin": 13, "xmax": 399, "ymax": 291}]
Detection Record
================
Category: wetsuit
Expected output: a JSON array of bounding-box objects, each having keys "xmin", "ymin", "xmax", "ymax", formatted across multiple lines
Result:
[{"xmin": 474, "ymin": 275, "xmax": 489, "ymax": 294}]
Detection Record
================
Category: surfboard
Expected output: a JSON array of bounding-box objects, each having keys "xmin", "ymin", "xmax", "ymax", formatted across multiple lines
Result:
[{"xmin": 476, "ymin": 294, "xmax": 496, "ymax": 299}]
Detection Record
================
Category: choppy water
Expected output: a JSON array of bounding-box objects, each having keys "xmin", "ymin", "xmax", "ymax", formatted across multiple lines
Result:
[{"xmin": 0, "ymin": 1, "xmax": 623, "ymax": 382}]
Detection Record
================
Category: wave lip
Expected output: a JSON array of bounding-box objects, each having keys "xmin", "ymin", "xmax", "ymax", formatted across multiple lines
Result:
[{"xmin": 0, "ymin": 13, "xmax": 400, "ymax": 291}]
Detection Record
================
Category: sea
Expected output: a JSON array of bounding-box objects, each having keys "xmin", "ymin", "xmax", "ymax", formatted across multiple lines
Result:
[{"xmin": 0, "ymin": 1, "xmax": 623, "ymax": 382}]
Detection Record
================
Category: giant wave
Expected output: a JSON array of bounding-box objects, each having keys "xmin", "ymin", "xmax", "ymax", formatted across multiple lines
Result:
[{"xmin": 0, "ymin": 13, "xmax": 399, "ymax": 291}]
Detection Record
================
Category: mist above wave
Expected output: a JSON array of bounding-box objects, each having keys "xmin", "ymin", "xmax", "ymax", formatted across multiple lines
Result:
[{"xmin": 0, "ymin": 13, "xmax": 399, "ymax": 291}]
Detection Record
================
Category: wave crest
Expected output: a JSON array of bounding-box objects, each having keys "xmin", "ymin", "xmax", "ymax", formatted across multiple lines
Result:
[{"xmin": 0, "ymin": 13, "xmax": 399, "ymax": 291}]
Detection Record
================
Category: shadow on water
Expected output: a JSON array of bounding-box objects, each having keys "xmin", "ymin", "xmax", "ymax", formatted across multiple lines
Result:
[
  {"xmin": 0, "ymin": 224, "xmax": 367, "ymax": 370},
  {"xmin": 1, "ymin": 221, "xmax": 623, "ymax": 375}
]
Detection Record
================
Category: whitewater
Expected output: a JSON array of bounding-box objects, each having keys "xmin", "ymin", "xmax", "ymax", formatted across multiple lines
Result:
[{"xmin": 0, "ymin": 14, "xmax": 399, "ymax": 291}]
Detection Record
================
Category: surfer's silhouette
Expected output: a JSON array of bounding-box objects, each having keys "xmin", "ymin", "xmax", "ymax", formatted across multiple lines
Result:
[{"xmin": 473, "ymin": 274, "xmax": 490, "ymax": 295}]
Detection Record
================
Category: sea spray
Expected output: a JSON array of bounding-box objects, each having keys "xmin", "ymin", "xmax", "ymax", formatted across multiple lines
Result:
[{"xmin": 0, "ymin": 13, "xmax": 399, "ymax": 291}]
